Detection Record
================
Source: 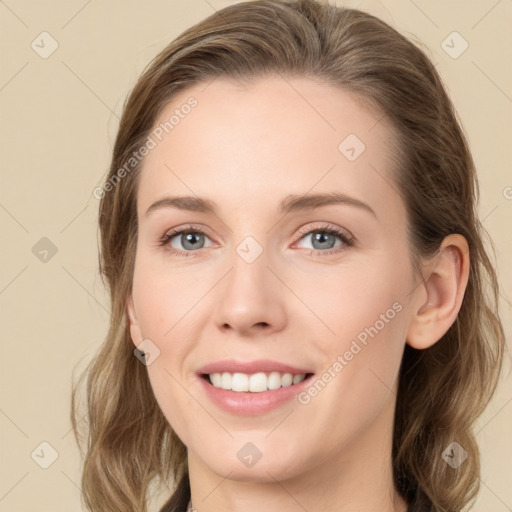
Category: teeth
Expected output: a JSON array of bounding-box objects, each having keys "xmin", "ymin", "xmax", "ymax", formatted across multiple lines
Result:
[
  {"xmin": 268, "ymin": 371, "xmax": 282, "ymax": 390},
  {"xmin": 208, "ymin": 371, "xmax": 307, "ymax": 392},
  {"xmin": 292, "ymin": 374, "xmax": 305, "ymax": 384},
  {"xmin": 232, "ymin": 373, "xmax": 249, "ymax": 392}
]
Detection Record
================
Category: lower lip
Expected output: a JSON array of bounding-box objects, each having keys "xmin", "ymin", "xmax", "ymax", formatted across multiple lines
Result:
[{"xmin": 197, "ymin": 374, "xmax": 314, "ymax": 416}]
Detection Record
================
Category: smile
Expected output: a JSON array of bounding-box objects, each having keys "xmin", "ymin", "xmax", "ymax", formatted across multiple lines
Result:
[
  {"xmin": 196, "ymin": 360, "xmax": 316, "ymax": 415},
  {"xmin": 205, "ymin": 371, "xmax": 310, "ymax": 392}
]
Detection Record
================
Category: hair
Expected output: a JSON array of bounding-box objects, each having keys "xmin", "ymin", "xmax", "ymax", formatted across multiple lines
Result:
[{"xmin": 70, "ymin": 1, "xmax": 507, "ymax": 511}]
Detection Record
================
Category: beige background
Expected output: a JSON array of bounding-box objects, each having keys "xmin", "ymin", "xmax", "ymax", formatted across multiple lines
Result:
[{"xmin": 0, "ymin": 0, "xmax": 511, "ymax": 510}]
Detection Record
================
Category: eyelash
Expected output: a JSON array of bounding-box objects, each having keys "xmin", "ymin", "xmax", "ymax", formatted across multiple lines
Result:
[{"xmin": 158, "ymin": 223, "xmax": 354, "ymax": 258}]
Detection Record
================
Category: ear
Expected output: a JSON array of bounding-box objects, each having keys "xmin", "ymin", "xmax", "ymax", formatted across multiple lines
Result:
[
  {"xmin": 406, "ymin": 234, "xmax": 470, "ymax": 350},
  {"xmin": 126, "ymin": 293, "xmax": 143, "ymax": 348}
]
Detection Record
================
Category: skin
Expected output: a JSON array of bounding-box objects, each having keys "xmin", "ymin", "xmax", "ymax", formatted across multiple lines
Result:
[{"xmin": 127, "ymin": 75, "xmax": 470, "ymax": 512}]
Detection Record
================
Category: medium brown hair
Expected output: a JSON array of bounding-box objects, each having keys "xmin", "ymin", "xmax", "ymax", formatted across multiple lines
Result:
[{"xmin": 71, "ymin": 1, "xmax": 506, "ymax": 511}]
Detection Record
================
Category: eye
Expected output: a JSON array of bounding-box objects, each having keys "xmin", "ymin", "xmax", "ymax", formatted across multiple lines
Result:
[
  {"xmin": 158, "ymin": 224, "xmax": 214, "ymax": 257},
  {"xmin": 158, "ymin": 222, "xmax": 354, "ymax": 257},
  {"xmin": 294, "ymin": 223, "xmax": 354, "ymax": 256}
]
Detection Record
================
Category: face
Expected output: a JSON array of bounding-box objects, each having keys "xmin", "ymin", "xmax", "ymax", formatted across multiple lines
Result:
[{"xmin": 127, "ymin": 75, "xmax": 421, "ymax": 482}]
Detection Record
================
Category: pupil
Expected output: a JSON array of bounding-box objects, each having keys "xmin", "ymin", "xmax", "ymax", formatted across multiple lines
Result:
[
  {"xmin": 313, "ymin": 232, "xmax": 334, "ymax": 249},
  {"xmin": 183, "ymin": 232, "xmax": 203, "ymax": 250}
]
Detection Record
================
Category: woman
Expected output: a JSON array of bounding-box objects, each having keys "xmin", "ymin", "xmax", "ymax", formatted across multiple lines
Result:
[{"xmin": 71, "ymin": 1, "xmax": 506, "ymax": 511}]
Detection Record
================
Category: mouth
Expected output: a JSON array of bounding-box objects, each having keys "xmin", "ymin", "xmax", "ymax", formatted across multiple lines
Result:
[
  {"xmin": 195, "ymin": 359, "xmax": 316, "ymax": 415},
  {"xmin": 200, "ymin": 371, "xmax": 315, "ymax": 393}
]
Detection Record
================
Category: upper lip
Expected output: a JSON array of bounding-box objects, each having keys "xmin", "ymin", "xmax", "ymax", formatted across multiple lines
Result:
[{"xmin": 197, "ymin": 359, "xmax": 313, "ymax": 375}]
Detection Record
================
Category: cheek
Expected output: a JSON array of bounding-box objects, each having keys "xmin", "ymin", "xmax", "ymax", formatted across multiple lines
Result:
[
  {"xmin": 303, "ymin": 257, "xmax": 409, "ymax": 356},
  {"xmin": 331, "ymin": 300, "xmax": 406, "ymax": 410},
  {"xmin": 131, "ymin": 256, "xmax": 211, "ymax": 444},
  {"xmin": 307, "ymin": 268, "xmax": 409, "ymax": 421},
  {"xmin": 296, "ymin": 299, "xmax": 406, "ymax": 462},
  {"xmin": 131, "ymin": 252, "xmax": 204, "ymax": 339},
  {"xmin": 145, "ymin": 362, "xmax": 200, "ymax": 449}
]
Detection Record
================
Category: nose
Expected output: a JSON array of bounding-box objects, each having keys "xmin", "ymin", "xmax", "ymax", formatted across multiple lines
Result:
[{"xmin": 212, "ymin": 242, "xmax": 287, "ymax": 338}]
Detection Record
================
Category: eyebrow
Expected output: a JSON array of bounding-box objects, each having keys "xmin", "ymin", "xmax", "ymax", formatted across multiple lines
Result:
[{"xmin": 144, "ymin": 192, "xmax": 377, "ymax": 218}]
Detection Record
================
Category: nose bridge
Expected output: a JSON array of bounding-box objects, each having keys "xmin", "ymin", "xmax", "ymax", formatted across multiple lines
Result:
[
  {"xmin": 234, "ymin": 234, "xmax": 266, "ymax": 267},
  {"xmin": 226, "ymin": 232, "xmax": 271, "ymax": 299},
  {"xmin": 212, "ymin": 231, "xmax": 286, "ymax": 333}
]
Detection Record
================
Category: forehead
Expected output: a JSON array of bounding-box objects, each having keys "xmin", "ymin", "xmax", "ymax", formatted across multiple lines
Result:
[{"xmin": 136, "ymin": 75, "xmax": 400, "ymax": 221}]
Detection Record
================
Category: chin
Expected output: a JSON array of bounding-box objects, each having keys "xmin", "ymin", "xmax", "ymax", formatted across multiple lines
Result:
[{"xmin": 194, "ymin": 442, "xmax": 306, "ymax": 483}]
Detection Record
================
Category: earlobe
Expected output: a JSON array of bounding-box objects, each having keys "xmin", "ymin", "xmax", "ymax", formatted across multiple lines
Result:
[
  {"xmin": 126, "ymin": 293, "xmax": 143, "ymax": 347},
  {"xmin": 406, "ymin": 234, "xmax": 470, "ymax": 350}
]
